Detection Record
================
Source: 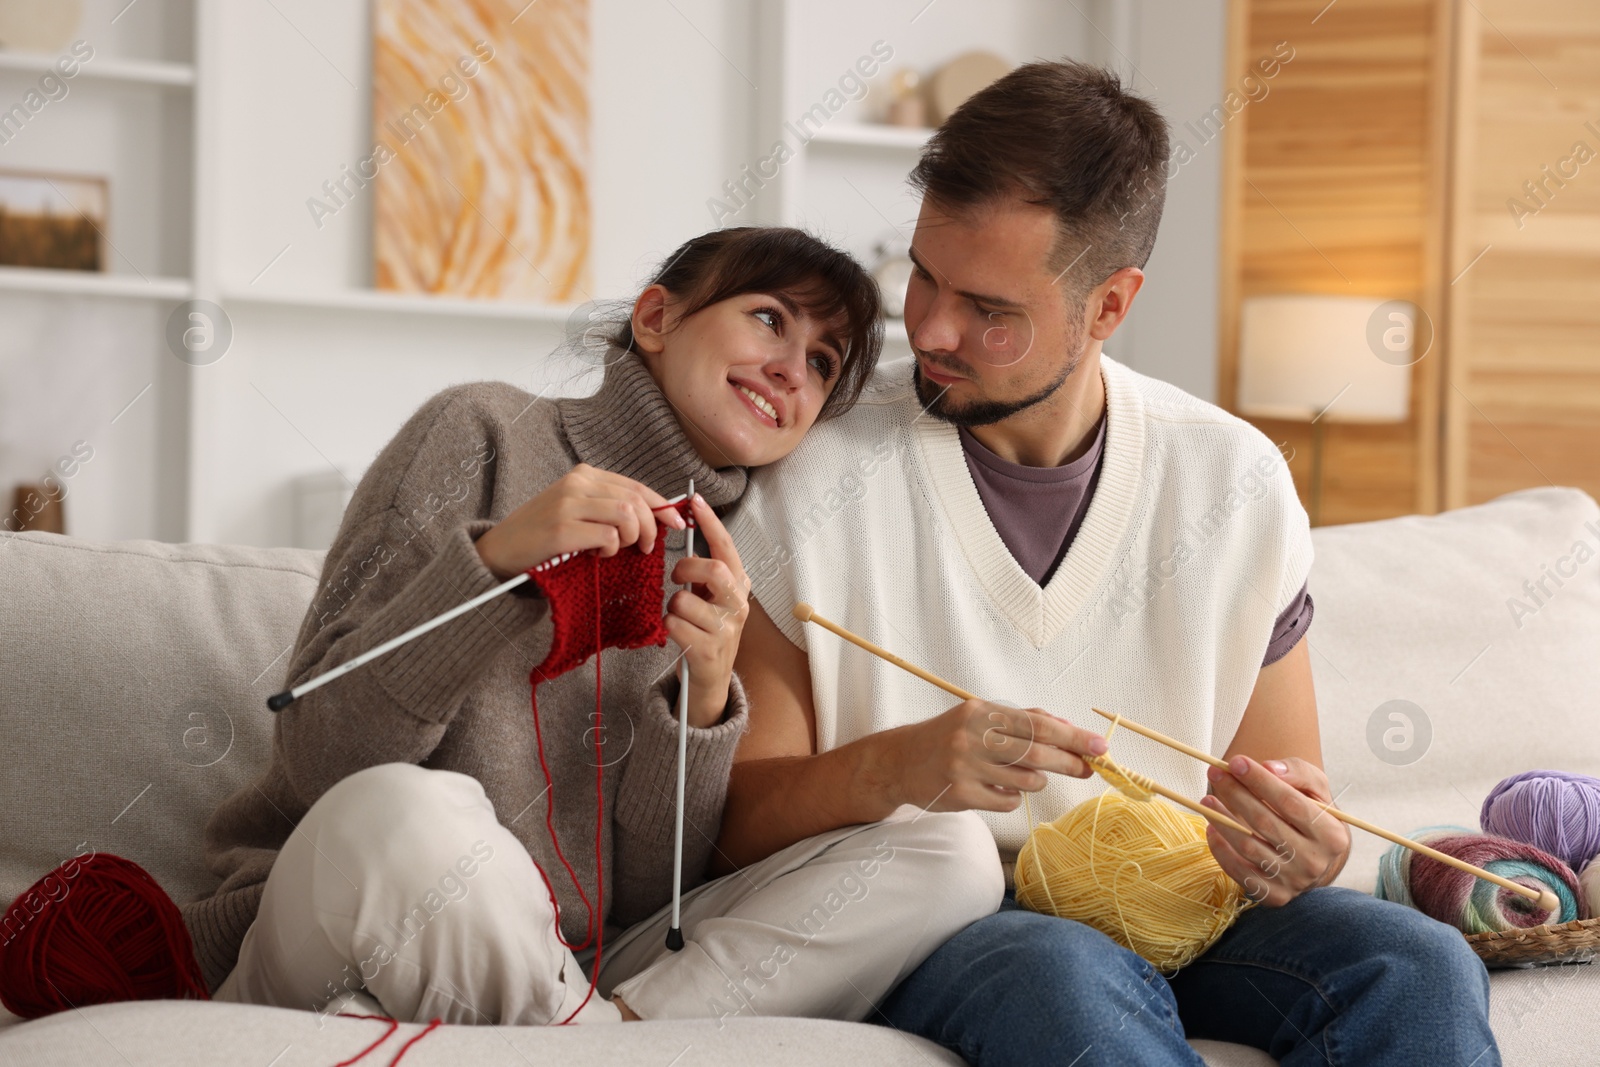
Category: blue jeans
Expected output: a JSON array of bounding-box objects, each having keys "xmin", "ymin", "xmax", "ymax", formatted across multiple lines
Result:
[{"xmin": 877, "ymin": 887, "xmax": 1499, "ymax": 1066}]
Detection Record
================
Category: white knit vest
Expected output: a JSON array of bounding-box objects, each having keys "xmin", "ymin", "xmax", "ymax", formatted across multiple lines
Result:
[{"xmin": 728, "ymin": 353, "xmax": 1314, "ymax": 858}]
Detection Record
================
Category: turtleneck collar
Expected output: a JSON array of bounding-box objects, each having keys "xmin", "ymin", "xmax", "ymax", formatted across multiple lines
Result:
[{"xmin": 557, "ymin": 346, "xmax": 749, "ymax": 509}]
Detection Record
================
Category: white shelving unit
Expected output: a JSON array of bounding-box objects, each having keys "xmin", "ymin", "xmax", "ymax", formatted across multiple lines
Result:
[
  {"xmin": 224, "ymin": 287, "xmax": 579, "ymax": 325},
  {"xmin": 0, "ymin": 0, "xmax": 201, "ymax": 542},
  {"xmin": 0, "ymin": 264, "xmax": 191, "ymax": 299},
  {"xmin": 805, "ymin": 123, "xmax": 932, "ymax": 151},
  {"xmin": 0, "ymin": 50, "xmax": 194, "ymax": 87}
]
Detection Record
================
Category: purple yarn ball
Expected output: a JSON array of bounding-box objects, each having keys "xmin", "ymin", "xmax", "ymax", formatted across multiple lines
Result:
[{"xmin": 1480, "ymin": 770, "xmax": 1600, "ymax": 872}]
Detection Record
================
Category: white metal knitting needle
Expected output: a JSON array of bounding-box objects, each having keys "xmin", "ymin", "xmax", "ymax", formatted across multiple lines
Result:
[
  {"xmin": 667, "ymin": 478, "xmax": 694, "ymax": 951},
  {"xmin": 267, "ymin": 491, "xmax": 691, "ymax": 712}
]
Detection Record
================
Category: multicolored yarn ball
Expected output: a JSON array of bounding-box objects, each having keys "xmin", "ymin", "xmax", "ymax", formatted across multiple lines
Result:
[
  {"xmin": 1016, "ymin": 790, "xmax": 1252, "ymax": 972},
  {"xmin": 1480, "ymin": 769, "xmax": 1600, "ymax": 873},
  {"xmin": 1375, "ymin": 826, "xmax": 1585, "ymax": 934},
  {"xmin": 0, "ymin": 853, "xmax": 209, "ymax": 1019}
]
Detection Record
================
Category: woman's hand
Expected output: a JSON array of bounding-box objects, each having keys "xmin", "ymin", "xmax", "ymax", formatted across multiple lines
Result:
[
  {"xmin": 1200, "ymin": 756, "xmax": 1352, "ymax": 906},
  {"xmin": 665, "ymin": 495, "xmax": 751, "ymax": 729},
  {"xmin": 476, "ymin": 464, "xmax": 686, "ymax": 580}
]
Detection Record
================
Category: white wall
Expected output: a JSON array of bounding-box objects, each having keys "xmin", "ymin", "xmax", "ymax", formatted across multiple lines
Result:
[{"xmin": 1115, "ymin": 0, "xmax": 1228, "ymax": 403}]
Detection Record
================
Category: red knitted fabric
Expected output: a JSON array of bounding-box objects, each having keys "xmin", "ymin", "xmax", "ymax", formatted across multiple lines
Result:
[{"xmin": 527, "ymin": 524, "xmax": 676, "ymax": 681}]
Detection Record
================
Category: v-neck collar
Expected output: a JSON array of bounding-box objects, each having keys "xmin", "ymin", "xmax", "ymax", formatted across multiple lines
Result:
[
  {"xmin": 959, "ymin": 408, "xmax": 1106, "ymax": 483},
  {"xmin": 916, "ymin": 354, "xmax": 1146, "ymax": 648}
]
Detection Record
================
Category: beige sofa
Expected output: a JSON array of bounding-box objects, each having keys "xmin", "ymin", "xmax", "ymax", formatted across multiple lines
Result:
[{"xmin": 3, "ymin": 486, "xmax": 1599, "ymax": 1066}]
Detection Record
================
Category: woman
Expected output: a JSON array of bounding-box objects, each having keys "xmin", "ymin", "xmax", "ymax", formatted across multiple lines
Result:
[{"xmin": 183, "ymin": 226, "xmax": 1002, "ymax": 1028}]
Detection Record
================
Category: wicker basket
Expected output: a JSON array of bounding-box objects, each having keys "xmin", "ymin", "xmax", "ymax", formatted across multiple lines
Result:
[{"xmin": 1465, "ymin": 916, "xmax": 1600, "ymax": 968}]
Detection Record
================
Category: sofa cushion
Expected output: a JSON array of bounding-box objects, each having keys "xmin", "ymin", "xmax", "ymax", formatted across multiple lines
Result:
[
  {"xmin": 3, "ymin": 974, "xmax": 1594, "ymax": 1066},
  {"xmin": 0, "ymin": 533, "xmax": 323, "ymax": 917},
  {"xmin": 1307, "ymin": 486, "xmax": 1600, "ymax": 893},
  {"xmin": 0, "ymin": 1001, "xmax": 967, "ymax": 1066}
]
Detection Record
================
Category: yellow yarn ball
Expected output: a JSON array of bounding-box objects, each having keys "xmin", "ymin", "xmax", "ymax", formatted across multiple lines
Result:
[{"xmin": 1015, "ymin": 790, "xmax": 1252, "ymax": 972}]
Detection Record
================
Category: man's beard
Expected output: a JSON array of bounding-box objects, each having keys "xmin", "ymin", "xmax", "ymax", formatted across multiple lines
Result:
[{"xmin": 912, "ymin": 335, "xmax": 1084, "ymax": 428}]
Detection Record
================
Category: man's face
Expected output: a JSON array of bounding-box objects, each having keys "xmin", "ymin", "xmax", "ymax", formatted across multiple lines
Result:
[{"xmin": 903, "ymin": 195, "xmax": 1090, "ymax": 426}]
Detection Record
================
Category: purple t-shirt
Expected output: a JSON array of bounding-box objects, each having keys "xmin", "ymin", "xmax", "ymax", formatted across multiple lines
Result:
[{"xmin": 958, "ymin": 415, "xmax": 1313, "ymax": 667}]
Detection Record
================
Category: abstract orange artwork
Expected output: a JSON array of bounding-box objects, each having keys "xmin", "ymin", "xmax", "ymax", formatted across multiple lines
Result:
[{"xmin": 373, "ymin": 0, "xmax": 590, "ymax": 302}]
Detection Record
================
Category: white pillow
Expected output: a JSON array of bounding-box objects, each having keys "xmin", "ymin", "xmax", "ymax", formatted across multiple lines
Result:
[
  {"xmin": 1307, "ymin": 487, "xmax": 1600, "ymax": 892},
  {"xmin": 0, "ymin": 533, "xmax": 322, "ymax": 912}
]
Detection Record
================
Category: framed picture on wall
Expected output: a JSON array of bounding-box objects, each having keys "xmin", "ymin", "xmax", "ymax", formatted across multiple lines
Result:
[
  {"xmin": 371, "ymin": 0, "xmax": 590, "ymax": 303},
  {"xmin": 0, "ymin": 169, "xmax": 106, "ymax": 272}
]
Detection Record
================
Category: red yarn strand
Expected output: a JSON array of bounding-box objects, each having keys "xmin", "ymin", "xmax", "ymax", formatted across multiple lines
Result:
[
  {"xmin": 530, "ymin": 646, "xmax": 600, "ymax": 953},
  {"xmin": 386, "ymin": 1018, "xmax": 442, "ymax": 1066},
  {"xmin": 557, "ymin": 557, "xmax": 607, "ymax": 1025},
  {"xmin": 332, "ymin": 1014, "xmax": 400, "ymax": 1067},
  {"xmin": 327, "ymin": 1013, "xmax": 439, "ymax": 1067}
]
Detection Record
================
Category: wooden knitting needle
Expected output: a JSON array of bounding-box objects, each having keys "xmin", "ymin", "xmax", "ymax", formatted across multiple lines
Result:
[
  {"xmin": 1088, "ymin": 707, "xmax": 1562, "ymax": 913},
  {"xmin": 790, "ymin": 603, "xmax": 1253, "ymax": 837},
  {"xmin": 1083, "ymin": 754, "xmax": 1253, "ymax": 835},
  {"xmin": 1090, "ymin": 707, "xmax": 1230, "ymax": 771},
  {"xmin": 793, "ymin": 602, "xmax": 977, "ymax": 701}
]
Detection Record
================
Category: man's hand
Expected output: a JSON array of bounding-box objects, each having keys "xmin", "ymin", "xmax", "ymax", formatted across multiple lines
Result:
[
  {"xmin": 1200, "ymin": 755, "xmax": 1351, "ymax": 906},
  {"xmin": 859, "ymin": 698, "xmax": 1109, "ymax": 815}
]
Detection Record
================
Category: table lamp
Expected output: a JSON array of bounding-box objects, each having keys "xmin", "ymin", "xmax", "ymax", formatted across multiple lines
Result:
[{"xmin": 1236, "ymin": 295, "xmax": 1414, "ymax": 525}]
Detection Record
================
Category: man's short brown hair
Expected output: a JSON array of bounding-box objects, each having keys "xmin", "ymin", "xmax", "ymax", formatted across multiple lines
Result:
[{"xmin": 909, "ymin": 59, "xmax": 1171, "ymax": 300}]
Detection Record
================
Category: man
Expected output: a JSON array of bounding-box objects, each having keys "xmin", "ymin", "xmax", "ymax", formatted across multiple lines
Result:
[{"xmin": 722, "ymin": 60, "xmax": 1498, "ymax": 1066}]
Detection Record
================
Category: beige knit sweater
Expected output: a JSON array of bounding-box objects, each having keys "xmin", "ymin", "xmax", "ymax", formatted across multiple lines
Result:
[{"xmin": 182, "ymin": 352, "xmax": 752, "ymax": 993}]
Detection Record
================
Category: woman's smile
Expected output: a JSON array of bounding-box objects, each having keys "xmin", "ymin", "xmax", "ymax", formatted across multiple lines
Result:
[{"xmin": 731, "ymin": 378, "xmax": 782, "ymax": 427}]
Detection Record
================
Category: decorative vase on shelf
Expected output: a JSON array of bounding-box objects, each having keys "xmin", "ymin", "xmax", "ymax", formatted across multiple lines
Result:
[
  {"xmin": 886, "ymin": 69, "xmax": 927, "ymax": 128},
  {"xmin": 10, "ymin": 483, "xmax": 64, "ymax": 535},
  {"xmin": 928, "ymin": 51, "xmax": 1012, "ymax": 125},
  {"xmin": 0, "ymin": 0, "xmax": 83, "ymax": 53},
  {"xmin": 870, "ymin": 236, "xmax": 914, "ymax": 321}
]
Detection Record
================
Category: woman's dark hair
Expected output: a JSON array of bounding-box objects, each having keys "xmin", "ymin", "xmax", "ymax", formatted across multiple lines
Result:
[
  {"xmin": 909, "ymin": 60, "xmax": 1171, "ymax": 301},
  {"xmin": 607, "ymin": 227, "xmax": 883, "ymax": 421}
]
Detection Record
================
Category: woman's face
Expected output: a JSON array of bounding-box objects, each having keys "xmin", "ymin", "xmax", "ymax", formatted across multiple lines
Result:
[{"xmin": 632, "ymin": 285, "xmax": 847, "ymax": 468}]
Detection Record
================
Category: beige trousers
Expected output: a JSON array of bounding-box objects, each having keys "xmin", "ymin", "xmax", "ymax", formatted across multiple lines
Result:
[{"xmin": 215, "ymin": 763, "xmax": 1001, "ymax": 1027}]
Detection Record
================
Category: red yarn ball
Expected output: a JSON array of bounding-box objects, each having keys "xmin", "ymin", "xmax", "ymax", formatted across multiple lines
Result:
[{"xmin": 0, "ymin": 853, "xmax": 209, "ymax": 1019}]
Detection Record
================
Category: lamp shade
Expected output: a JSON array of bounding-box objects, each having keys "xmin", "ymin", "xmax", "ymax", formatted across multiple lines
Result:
[{"xmin": 1236, "ymin": 295, "xmax": 1413, "ymax": 423}]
